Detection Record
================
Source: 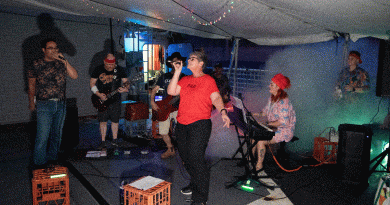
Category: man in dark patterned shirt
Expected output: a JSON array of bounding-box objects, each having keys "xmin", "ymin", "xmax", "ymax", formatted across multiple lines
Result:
[{"xmin": 28, "ymin": 38, "xmax": 78, "ymax": 169}]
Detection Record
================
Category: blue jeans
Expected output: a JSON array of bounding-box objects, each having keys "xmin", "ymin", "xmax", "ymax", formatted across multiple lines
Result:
[{"xmin": 33, "ymin": 100, "xmax": 66, "ymax": 166}]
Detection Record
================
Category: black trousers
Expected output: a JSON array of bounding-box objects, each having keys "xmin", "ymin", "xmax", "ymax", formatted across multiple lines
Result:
[{"xmin": 176, "ymin": 119, "xmax": 212, "ymax": 203}]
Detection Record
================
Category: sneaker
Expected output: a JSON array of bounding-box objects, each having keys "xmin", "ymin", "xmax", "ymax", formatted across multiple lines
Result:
[
  {"xmin": 181, "ymin": 185, "xmax": 192, "ymax": 195},
  {"xmin": 98, "ymin": 141, "xmax": 108, "ymax": 150},
  {"xmin": 161, "ymin": 147, "xmax": 175, "ymax": 159},
  {"xmin": 257, "ymin": 170, "xmax": 267, "ymax": 177},
  {"xmin": 100, "ymin": 150, "xmax": 107, "ymax": 157}
]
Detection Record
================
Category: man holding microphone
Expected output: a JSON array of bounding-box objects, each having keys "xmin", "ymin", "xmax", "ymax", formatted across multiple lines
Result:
[{"xmin": 28, "ymin": 38, "xmax": 78, "ymax": 169}]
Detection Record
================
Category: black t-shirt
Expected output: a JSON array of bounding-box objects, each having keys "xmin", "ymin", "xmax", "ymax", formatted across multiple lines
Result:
[
  {"xmin": 212, "ymin": 73, "xmax": 230, "ymax": 95},
  {"xmin": 91, "ymin": 64, "xmax": 127, "ymax": 99},
  {"xmin": 156, "ymin": 72, "xmax": 185, "ymax": 98}
]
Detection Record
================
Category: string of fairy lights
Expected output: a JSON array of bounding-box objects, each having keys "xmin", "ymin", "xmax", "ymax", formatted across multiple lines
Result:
[
  {"xmin": 80, "ymin": 0, "xmax": 238, "ymax": 26},
  {"xmin": 166, "ymin": 1, "xmax": 237, "ymax": 26}
]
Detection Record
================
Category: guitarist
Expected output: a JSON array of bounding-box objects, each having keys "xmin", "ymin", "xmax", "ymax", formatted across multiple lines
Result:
[
  {"xmin": 150, "ymin": 52, "xmax": 186, "ymax": 159},
  {"xmin": 90, "ymin": 53, "xmax": 129, "ymax": 150}
]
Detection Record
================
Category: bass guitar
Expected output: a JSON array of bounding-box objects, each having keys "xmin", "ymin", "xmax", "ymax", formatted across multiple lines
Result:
[
  {"xmin": 91, "ymin": 73, "xmax": 143, "ymax": 112},
  {"xmin": 152, "ymin": 95, "xmax": 180, "ymax": 121}
]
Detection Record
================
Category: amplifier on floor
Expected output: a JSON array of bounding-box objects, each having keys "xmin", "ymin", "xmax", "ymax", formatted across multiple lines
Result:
[{"xmin": 337, "ymin": 124, "xmax": 372, "ymax": 188}]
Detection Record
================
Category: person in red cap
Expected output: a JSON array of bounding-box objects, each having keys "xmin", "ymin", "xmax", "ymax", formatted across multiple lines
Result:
[
  {"xmin": 336, "ymin": 51, "xmax": 370, "ymax": 97},
  {"xmin": 253, "ymin": 73, "xmax": 296, "ymax": 174},
  {"xmin": 90, "ymin": 53, "xmax": 129, "ymax": 151}
]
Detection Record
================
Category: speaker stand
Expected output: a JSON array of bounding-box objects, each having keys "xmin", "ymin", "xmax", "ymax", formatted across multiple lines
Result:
[{"xmin": 369, "ymin": 147, "xmax": 390, "ymax": 178}]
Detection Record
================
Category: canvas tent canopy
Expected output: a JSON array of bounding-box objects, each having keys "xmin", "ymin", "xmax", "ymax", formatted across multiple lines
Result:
[{"xmin": 2, "ymin": 0, "xmax": 389, "ymax": 45}]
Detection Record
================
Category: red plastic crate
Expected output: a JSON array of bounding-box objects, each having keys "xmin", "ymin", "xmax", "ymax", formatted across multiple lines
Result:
[
  {"xmin": 32, "ymin": 166, "xmax": 70, "ymax": 205},
  {"xmin": 313, "ymin": 137, "xmax": 338, "ymax": 164},
  {"xmin": 124, "ymin": 177, "xmax": 171, "ymax": 205}
]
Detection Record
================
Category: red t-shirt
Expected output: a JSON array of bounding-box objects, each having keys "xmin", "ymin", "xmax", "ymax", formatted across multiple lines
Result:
[{"xmin": 177, "ymin": 74, "xmax": 219, "ymax": 125}]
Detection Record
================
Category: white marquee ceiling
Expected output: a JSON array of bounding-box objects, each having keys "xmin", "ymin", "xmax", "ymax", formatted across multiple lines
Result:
[{"xmin": 2, "ymin": 0, "xmax": 390, "ymax": 45}]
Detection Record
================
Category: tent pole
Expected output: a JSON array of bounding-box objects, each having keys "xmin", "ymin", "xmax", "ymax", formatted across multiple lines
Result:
[
  {"xmin": 109, "ymin": 18, "xmax": 114, "ymax": 54},
  {"xmin": 234, "ymin": 39, "xmax": 240, "ymax": 96},
  {"xmin": 228, "ymin": 39, "xmax": 236, "ymax": 77},
  {"xmin": 228, "ymin": 38, "xmax": 240, "ymax": 96},
  {"xmin": 342, "ymin": 34, "xmax": 350, "ymax": 69}
]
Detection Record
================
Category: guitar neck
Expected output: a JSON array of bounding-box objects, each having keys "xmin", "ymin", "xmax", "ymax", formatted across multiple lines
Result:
[
  {"xmin": 106, "ymin": 81, "xmax": 133, "ymax": 98},
  {"xmin": 106, "ymin": 90, "xmax": 119, "ymax": 98}
]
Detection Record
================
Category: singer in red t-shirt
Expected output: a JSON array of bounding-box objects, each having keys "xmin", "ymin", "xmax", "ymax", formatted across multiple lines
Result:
[{"xmin": 167, "ymin": 49, "xmax": 230, "ymax": 205}]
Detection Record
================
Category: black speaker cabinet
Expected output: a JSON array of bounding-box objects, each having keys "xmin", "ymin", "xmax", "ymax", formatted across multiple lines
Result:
[
  {"xmin": 337, "ymin": 124, "xmax": 372, "ymax": 187},
  {"xmin": 61, "ymin": 98, "xmax": 79, "ymax": 155},
  {"xmin": 376, "ymin": 39, "xmax": 390, "ymax": 97}
]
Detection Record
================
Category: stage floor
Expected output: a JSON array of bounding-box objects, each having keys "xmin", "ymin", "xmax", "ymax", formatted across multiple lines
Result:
[{"xmin": 0, "ymin": 119, "xmax": 387, "ymax": 205}]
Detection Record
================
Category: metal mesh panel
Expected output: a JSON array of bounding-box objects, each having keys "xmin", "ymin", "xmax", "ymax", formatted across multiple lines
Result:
[{"xmin": 223, "ymin": 67, "xmax": 269, "ymax": 95}]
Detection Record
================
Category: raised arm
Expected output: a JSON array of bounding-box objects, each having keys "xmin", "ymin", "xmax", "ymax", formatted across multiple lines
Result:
[
  {"xmin": 167, "ymin": 62, "xmax": 182, "ymax": 96},
  {"xmin": 64, "ymin": 60, "xmax": 78, "ymax": 79},
  {"xmin": 54, "ymin": 53, "xmax": 78, "ymax": 79},
  {"xmin": 150, "ymin": 85, "xmax": 161, "ymax": 111}
]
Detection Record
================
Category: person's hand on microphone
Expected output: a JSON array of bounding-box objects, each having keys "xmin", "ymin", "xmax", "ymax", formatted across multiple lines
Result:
[
  {"xmin": 173, "ymin": 60, "xmax": 183, "ymax": 73},
  {"xmin": 54, "ymin": 52, "xmax": 67, "ymax": 63}
]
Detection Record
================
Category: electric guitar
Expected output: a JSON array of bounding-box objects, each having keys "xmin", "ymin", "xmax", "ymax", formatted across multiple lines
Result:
[
  {"xmin": 152, "ymin": 95, "xmax": 180, "ymax": 121},
  {"xmin": 91, "ymin": 73, "xmax": 143, "ymax": 112}
]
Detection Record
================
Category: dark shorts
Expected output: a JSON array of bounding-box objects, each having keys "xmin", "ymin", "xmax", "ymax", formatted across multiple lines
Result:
[{"xmin": 97, "ymin": 101, "xmax": 121, "ymax": 123}]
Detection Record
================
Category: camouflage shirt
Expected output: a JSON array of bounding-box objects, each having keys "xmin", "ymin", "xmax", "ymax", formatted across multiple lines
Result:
[{"xmin": 28, "ymin": 59, "xmax": 67, "ymax": 101}]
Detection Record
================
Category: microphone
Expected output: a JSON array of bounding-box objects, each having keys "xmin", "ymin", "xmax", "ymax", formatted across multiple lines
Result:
[
  {"xmin": 238, "ymin": 93, "xmax": 243, "ymax": 100},
  {"xmin": 58, "ymin": 55, "xmax": 65, "ymax": 60}
]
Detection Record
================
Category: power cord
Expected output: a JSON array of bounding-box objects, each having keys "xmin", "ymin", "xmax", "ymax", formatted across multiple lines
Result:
[
  {"xmin": 266, "ymin": 126, "xmax": 339, "ymax": 173},
  {"xmin": 369, "ymin": 97, "xmax": 383, "ymax": 124}
]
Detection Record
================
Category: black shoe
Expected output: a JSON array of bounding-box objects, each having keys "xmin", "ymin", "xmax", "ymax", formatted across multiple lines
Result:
[
  {"xmin": 32, "ymin": 163, "xmax": 48, "ymax": 170},
  {"xmin": 111, "ymin": 139, "xmax": 119, "ymax": 147},
  {"xmin": 98, "ymin": 141, "xmax": 108, "ymax": 150},
  {"xmin": 181, "ymin": 185, "xmax": 192, "ymax": 195}
]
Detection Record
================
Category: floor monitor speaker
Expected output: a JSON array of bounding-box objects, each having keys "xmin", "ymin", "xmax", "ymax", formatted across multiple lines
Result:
[{"xmin": 337, "ymin": 124, "xmax": 372, "ymax": 187}]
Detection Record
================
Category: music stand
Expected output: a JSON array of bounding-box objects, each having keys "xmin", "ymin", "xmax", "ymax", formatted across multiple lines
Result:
[
  {"xmin": 227, "ymin": 104, "xmax": 249, "ymax": 162},
  {"xmin": 225, "ymin": 96, "xmax": 275, "ymax": 191}
]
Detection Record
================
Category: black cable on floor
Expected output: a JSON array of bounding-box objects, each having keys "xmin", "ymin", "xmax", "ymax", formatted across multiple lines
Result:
[{"xmin": 62, "ymin": 160, "xmax": 110, "ymax": 205}]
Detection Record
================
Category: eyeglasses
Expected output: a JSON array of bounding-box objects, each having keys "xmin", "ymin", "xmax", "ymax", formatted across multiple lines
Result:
[
  {"xmin": 188, "ymin": 57, "xmax": 198, "ymax": 61},
  {"xmin": 46, "ymin": 47, "xmax": 59, "ymax": 50}
]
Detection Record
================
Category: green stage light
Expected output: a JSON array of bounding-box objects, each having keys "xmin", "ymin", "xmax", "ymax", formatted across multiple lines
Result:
[
  {"xmin": 240, "ymin": 179, "xmax": 254, "ymax": 192},
  {"xmin": 241, "ymin": 185, "xmax": 254, "ymax": 192},
  {"xmin": 382, "ymin": 143, "xmax": 389, "ymax": 167},
  {"xmin": 50, "ymin": 174, "xmax": 66, "ymax": 179}
]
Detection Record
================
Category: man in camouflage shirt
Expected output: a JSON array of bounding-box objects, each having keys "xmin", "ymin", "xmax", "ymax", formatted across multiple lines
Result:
[{"xmin": 28, "ymin": 38, "xmax": 78, "ymax": 168}]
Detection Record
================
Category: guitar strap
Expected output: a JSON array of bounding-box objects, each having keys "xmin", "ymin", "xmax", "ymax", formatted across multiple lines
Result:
[{"xmin": 111, "ymin": 68, "xmax": 118, "ymax": 92}]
